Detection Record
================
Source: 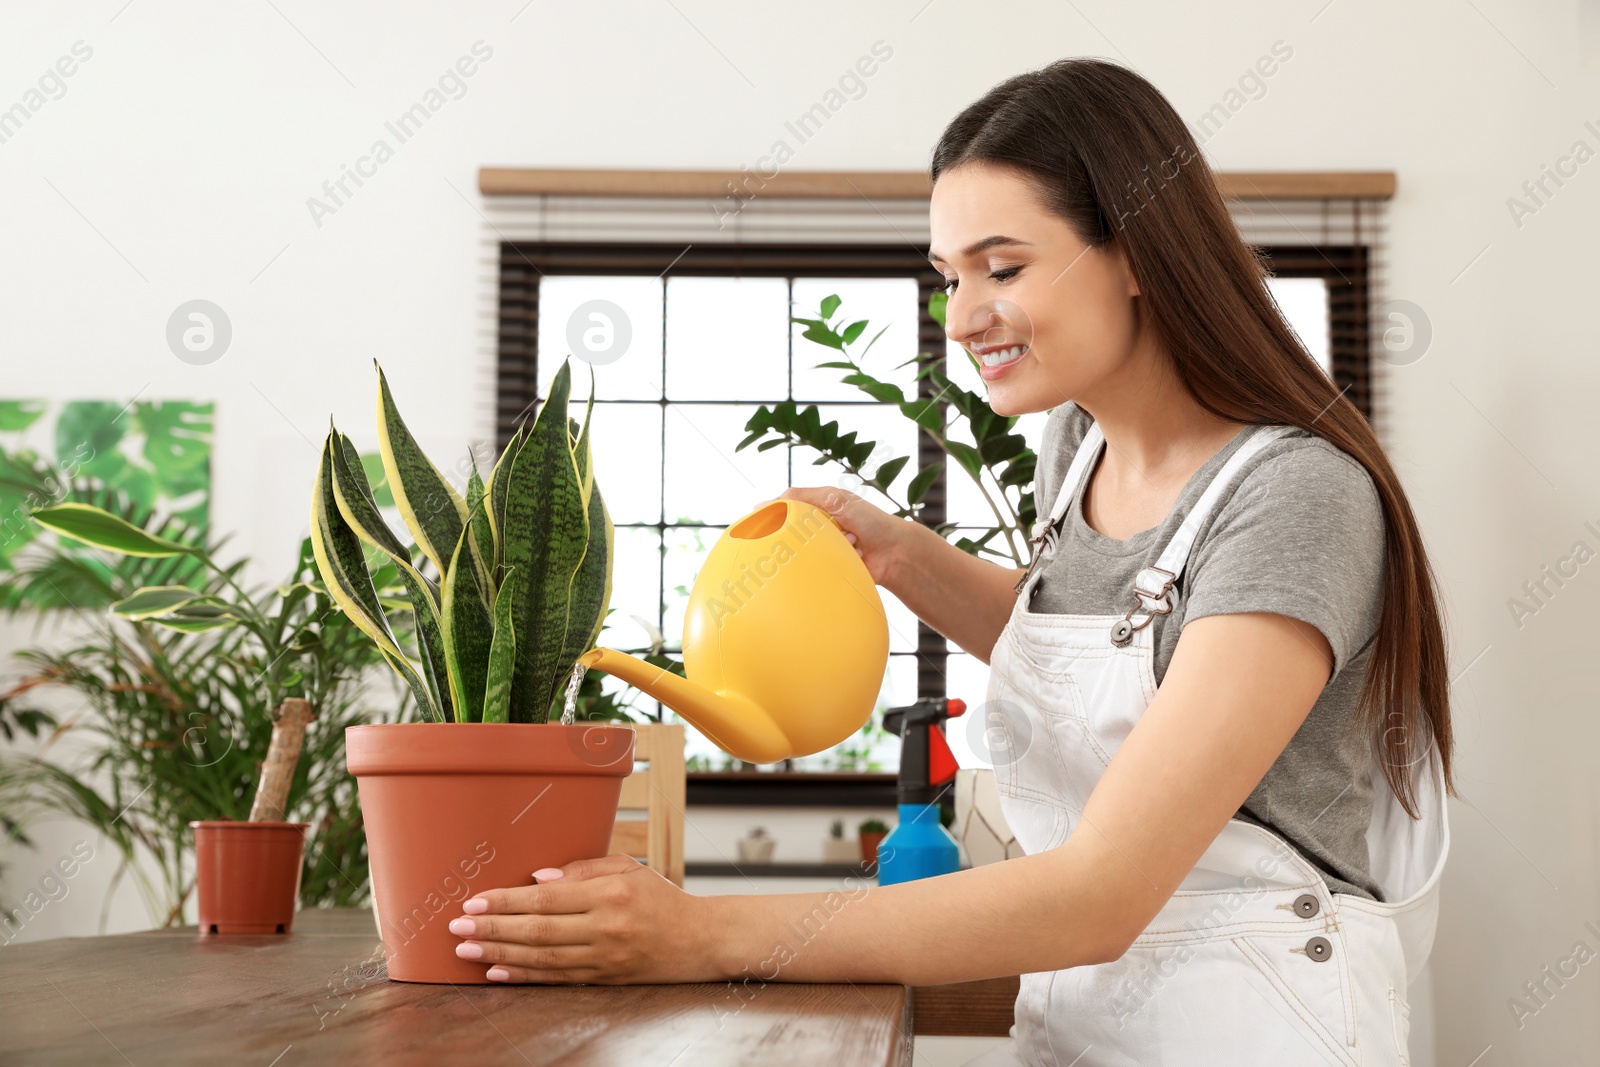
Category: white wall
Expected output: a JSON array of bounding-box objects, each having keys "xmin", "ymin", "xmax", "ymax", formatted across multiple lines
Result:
[{"xmin": 2, "ymin": 0, "xmax": 1598, "ymax": 1062}]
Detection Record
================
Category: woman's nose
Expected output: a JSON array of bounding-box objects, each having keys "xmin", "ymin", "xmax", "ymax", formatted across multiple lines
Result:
[
  {"xmin": 942, "ymin": 291, "xmax": 981, "ymax": 346},
  {"xmin": 947, "ymin": 299, "xmax": 1035, "ymax": 350}
]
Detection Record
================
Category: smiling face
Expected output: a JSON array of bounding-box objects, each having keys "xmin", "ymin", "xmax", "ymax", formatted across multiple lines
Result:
[{"xmin": 929, "ymin": 161, "xmax": 1145, "ymax": 417}]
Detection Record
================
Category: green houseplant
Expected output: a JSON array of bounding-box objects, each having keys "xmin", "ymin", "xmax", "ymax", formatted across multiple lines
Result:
[
  {"xmin": 739, "ymin": 291, "xmax": 1038, "ymax": 565},
  {"xmin": 313, "ymin": 359, "xmax": 637, "ymax": 984},
  {"xmin": 5, "ymin": 492, "xmax": 396, "ymax": 931}
]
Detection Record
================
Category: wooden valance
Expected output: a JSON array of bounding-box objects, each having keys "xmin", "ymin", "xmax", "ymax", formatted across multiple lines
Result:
[{"xmin": 478, "ymin": 167, "xmax": 1396, "ymax": 201}]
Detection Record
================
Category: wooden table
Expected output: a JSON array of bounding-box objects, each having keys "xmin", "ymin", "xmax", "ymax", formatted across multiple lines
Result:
[{"xmin": 0, "ymin": 909, "xmax": 920, "ymax": 1066}]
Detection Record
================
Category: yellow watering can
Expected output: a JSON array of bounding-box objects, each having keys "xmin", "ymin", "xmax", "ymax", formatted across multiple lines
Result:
[{"xmin": 577, "ymin": 499, "xmax": 889, "ymax": 764}]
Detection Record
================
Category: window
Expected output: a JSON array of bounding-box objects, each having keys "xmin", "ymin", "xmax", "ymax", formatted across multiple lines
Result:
[{"xmin": 497, "ymin": 244, "xmax": 949, "ymax": 772}]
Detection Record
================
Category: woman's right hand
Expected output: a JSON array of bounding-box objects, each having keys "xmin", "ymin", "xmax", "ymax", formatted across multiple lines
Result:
[
  {"xmin": 773, "ymin": 484, "xmax": 1022, "ymax": 662},
  {"xmin": 775, "ymin": 486, "xmax": 917, "ymax": 587}
]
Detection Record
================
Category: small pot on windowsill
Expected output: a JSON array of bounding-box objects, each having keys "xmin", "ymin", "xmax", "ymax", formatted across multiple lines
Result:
[
  {"xmin": 737, "ymin": 827, "xmax": 776, "ymax": 864},
  {"xmin": 823, "ymin": 837, "xmax": 858, "ymax": 863},
  {"xmin": 822, "ymin": 818, "xmax": 856, "ymax": 863},
  {"xmin": 858, "ymin": 818, "xmax": 890, "ymax": 867}
]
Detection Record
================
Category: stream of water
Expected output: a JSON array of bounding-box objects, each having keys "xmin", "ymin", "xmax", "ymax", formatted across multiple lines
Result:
[{"xmin": 559, "ymin": 661, "xmax": 586, "ymax": 726}]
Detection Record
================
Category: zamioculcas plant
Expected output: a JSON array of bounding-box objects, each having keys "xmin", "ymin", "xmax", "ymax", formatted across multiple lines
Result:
[{"xmin": 309, "ymin": 358, "xmax": 613, "ymax": 725}]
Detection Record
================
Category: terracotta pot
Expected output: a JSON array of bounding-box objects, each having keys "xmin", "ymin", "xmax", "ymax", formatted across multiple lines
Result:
[
  {"xmin": 346, "ymin": 722, "xmax": 635, "ymax": 984},
  {"xmin": 859, "ymin": 830, "xmax": 888, "ymax": 866},
  {"xmin": 190, "ymin": 820, "xmax": 309, "ymax": 935}
]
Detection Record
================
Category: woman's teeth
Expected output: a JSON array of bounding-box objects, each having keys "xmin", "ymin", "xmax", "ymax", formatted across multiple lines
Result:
[{"xmin": 980, "ymin": 345, "xmax": 1027, "ymax": 367}]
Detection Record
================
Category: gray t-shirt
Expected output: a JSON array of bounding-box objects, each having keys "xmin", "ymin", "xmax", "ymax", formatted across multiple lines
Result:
[{"xmin": 1027, "ymin": 402, "xmax": 1386, "ymax": 899}]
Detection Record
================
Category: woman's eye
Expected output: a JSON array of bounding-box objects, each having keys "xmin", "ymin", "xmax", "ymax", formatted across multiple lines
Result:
[
  {"xmin": 934, "ymin": 277, "xmax": 957, "ymax": 294},
  {"xmin": 990, "ymin": 266, "xmax": 1022, "ymax": 283}
]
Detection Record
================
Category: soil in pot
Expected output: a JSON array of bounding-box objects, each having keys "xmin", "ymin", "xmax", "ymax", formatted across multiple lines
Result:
[
  {"xmin": 190, "ymin": 821, "xmax": 309, "ymax": 935},
  {"xmin": 346, "ymin": 722, "xmax": 636, "ymax": 984}
]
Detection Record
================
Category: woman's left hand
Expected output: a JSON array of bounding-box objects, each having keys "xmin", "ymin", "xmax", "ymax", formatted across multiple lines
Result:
[{"xmin": 447, "ymin": 854, "xmax": 722, "ymax": 984}]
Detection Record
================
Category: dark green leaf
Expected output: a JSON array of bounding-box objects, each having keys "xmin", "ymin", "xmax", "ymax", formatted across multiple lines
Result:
[
  {"xmin": 441, "ymin": 503, "xmax": 494, "ymax": 724},
  {"xmin": 945, "ymin": 440, "xmax": 984, "ymax": 478},
  {"xmin": 799, "ymin": 324, "xmax": 843, "ymax": 351},
  {"xmin": 481, "ymin": 571, "xmax": 516, "ymax": 724},
  {"xmin": 907, "ymin": 463, "xmax": 942, "ymax": 505},
  {"xmin": 375, "ymin": 362, "xmax": 467, "ymax": 578},
  {"xmin": 873, "ymin": 455, "xmax": 909, "ymax": 486},
  {"xmin": 501, "ymin": 363, "xmax": 589, "ymax": 723}
]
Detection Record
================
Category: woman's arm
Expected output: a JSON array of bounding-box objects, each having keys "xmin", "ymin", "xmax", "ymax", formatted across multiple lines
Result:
[
  {"xmin": 448, "ymin": 611, "xmax": 1334, "ymax": 986},
  {"xmin": 778, "ymin": 486, "xmax": 1022, "ymax": 663}
]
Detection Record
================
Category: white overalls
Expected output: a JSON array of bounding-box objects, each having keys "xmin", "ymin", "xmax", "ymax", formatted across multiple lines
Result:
[{"xmin": 975, "ymin": 421, "xmax": 1450, "ymax": 1067}]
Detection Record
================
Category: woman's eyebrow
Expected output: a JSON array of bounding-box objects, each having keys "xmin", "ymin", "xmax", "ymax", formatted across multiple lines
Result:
[{"xmin": 928, "ymin": 235, "xmax": 1032, "ymax": 265}]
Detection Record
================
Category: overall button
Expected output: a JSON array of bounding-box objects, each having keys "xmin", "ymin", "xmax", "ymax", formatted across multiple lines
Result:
[
  {"xmin": 1109, "ymin": 619, "xmax": 1134, "ymax": 645},
  {"xmin": 1305, "ymin": 936, "xmax": 1332, "ymax": 962},
  {"xmin": 1293, "ymin": 893, "xmax": 1320, "ymax": 918}
]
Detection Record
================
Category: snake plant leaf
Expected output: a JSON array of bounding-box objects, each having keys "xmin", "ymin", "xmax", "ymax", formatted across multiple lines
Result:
[
  {"xmin": 330, "ymin": 432, "xmax": 453, "ymax": 723},
  {"xmin": 331, "ymin": 434, "xmax": 410, "ymax": 562},
  {"xmin": 30, "ymin": 503, "xmax": 195, "ymax": 558},
  {"xmin": 501, "ymin": 361, "xmax": 589, "ymax": 723},
  {"xmin": 441, "ymin": 500, "xmax": 494, "ymax": 724},
  {"xmin": 464, "ymin": 462, "xmax": 496, "ymax": 600},
  {"xmin": 553, "ymin": 442, "xmax": 613, "ymax": 711},
  {"xmin": 311, "ymin": 434, "xmax": 439, "ymax": 720},
  {"xmin": 486, "ymin": 423, "xmax": 524, "ymax": 571},
  {"xmin": 374, "ymin": 361, "xmax": 468, "ymax": 578},
  {"xmin": 481, "ymin": 570, "xmax": 516, "ymax": 724}
]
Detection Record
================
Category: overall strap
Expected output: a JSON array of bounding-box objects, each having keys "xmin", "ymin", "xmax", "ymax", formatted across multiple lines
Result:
[
  {"xmin": 1014, "ymin": 421, "xmax": 1106, "ymax": 595},
  {"xmin": 1112, "ymin": 424, "xmax": 1296, "ymax": 644}
]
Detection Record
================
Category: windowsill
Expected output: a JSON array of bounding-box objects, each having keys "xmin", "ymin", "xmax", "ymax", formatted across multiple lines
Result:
[
  {"xmin": 685, "ymin": 860, "xmax": 880, "ymax": 879},
  {"xmin": 687, "ymin": 770, "xmax": 898, "ymax": 807}
]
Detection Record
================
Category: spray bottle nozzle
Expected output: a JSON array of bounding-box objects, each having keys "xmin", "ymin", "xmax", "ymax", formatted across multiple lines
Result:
[{"xmin": 883, "ymin": 697, "xmax": 965, "ymax": 805}]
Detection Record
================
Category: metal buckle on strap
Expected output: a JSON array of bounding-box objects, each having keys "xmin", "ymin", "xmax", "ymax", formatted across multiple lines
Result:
[
  {"xmin": 1013, "ymin": 519, "xmax": 1061, "ymax": 595},
  {"xmin": 1109, "ymin": 567, "xmax": 1178, "ymax": 646},
  {"xmin": 1132, "ymin": 566, "xmax": 1178, "ymax": 615}
]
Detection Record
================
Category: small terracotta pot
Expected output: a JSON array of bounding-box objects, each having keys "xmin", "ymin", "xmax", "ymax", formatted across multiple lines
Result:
[
  {"xmin": 860, "ymin": 830, "xmax": 888, "ymax": 866},
  {"xmin": 190, "ymin": 820, "xmax": 309, "ymax": 935},
  {"xmin": 346, "ymin": 722, "xmax": 635, "ymax": 984}
]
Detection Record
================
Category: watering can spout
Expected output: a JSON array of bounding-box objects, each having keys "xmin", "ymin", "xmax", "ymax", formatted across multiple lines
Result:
[
  {"xmin": 577, "ymin": 648, "xmax": 794, "ymax": 764},
  {"xmin": 579, "ymin": 499, "xmax": 889, "ymax": 766}
]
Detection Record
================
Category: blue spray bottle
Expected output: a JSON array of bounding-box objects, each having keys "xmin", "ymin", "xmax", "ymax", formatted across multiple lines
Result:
[{"xmin": 876, "ymin": 698, "xmax": 966, "ymax": 885}]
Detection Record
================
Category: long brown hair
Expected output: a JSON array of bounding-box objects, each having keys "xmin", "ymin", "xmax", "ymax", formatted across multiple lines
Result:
[{"xmin": 932, "ymin": 58, "xmax": 1452, "ymax": 816}]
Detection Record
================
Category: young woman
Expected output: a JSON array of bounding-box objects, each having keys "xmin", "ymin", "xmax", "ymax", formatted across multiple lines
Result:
[{"xmin": 447, "ymin": 59, "xmax": 1453, "ymax": 1065}]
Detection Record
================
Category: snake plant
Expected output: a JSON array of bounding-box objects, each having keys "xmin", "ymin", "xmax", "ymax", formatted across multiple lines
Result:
[{"xmin": 309, "ymin": 359, "xmax": 612, "ymax": 724}]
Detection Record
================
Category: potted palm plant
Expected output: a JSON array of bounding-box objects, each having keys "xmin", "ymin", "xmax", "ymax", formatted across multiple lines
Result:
[{"xmin": 309, "ymin": 359, "xmax": 633, "ymax": 983}]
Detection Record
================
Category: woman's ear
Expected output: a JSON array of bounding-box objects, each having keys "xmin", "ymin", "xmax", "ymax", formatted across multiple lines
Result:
[{"xmin": 1110, "ymin": 240, "xmax": 1141, "ymax": 298}]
